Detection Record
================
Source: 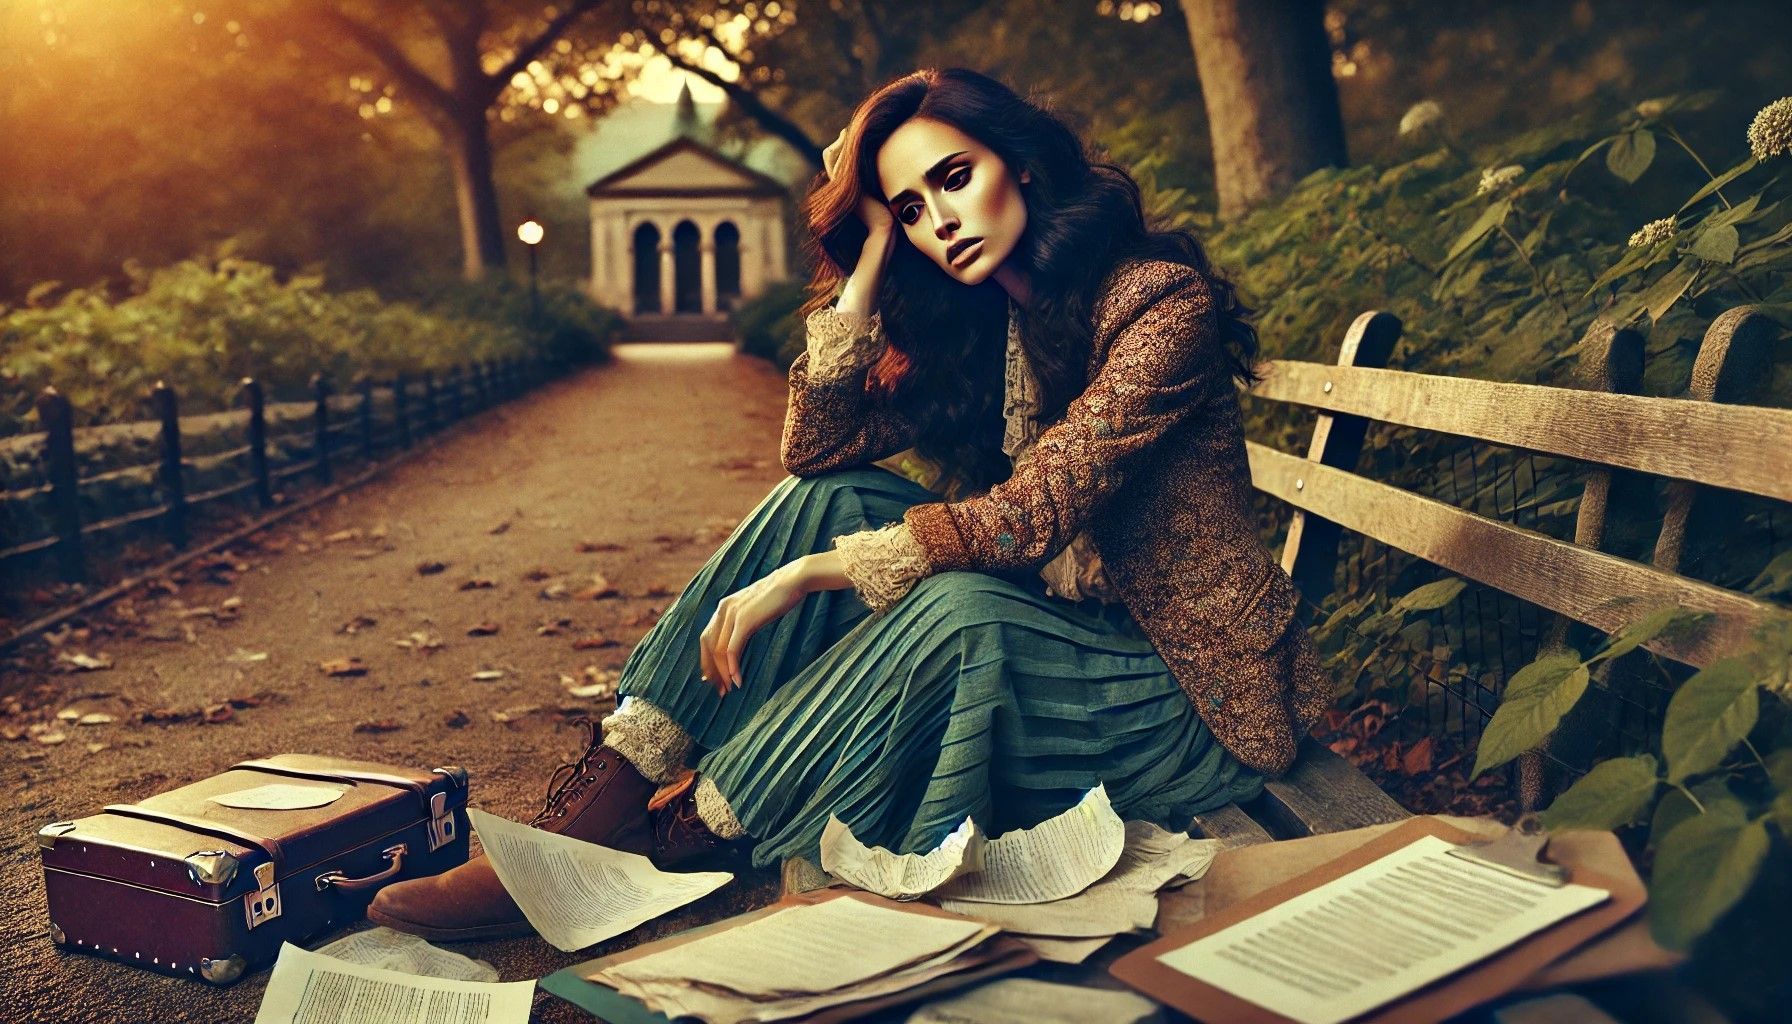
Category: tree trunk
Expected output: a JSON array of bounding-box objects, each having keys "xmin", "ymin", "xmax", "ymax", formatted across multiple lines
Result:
[
  {"xmin": 1180, "ymin": 0, "xmax": 1348, "ymax": 221},
  {"xmin": 445, "ymin": 113, "xmax": 507, "ymax": 280}
]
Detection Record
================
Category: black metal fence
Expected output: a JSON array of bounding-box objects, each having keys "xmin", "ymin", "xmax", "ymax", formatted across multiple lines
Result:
[{"xmin": 2, "ymin": 355, "xmax": 561, "ymax": 585}]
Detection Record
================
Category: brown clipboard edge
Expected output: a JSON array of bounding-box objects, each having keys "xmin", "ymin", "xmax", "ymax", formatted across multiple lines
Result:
[
  {"xmin": 567, "ymin": 887, "xmax": 1040, "ymax": 1022},
  {"xmin": 1109, "ymin": 816, "xmax": 1648, "ymax": 1024}
]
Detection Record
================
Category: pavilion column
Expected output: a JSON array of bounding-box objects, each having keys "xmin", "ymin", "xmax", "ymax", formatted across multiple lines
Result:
[
  {"xmin": 658, "ymin": 235, "xmax": 675, "ymax": 315},
  {"xmin": 700, "ymin": 239, "xmax": 718, "ymax": 315}
]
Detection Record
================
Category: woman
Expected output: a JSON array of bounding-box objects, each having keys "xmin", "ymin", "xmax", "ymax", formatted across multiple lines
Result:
[{"xmin": 369, "ymin": 67, "xmax": 1327, "ymax": 942}]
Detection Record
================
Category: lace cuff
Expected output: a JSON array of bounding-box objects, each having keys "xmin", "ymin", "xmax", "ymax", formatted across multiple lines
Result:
[
  {"xmin": 832, "ymin": 520, "xmax": 934, "ymax": 614},
  {"xmin": 600, "ymin": 697, "xmax": 693, "ymax": 784},
  {"xmin": 694, "ymin": 775, "xmax": 747, "ymax": 839},
  {"xmin": 804, "ymin": 304, "xmax": 886, "ymax": 379}
]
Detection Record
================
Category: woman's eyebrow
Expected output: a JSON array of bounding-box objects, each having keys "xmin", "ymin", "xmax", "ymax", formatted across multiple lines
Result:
[{"xmin": 886, "ymin": 151, "xmax": 969, "ymax": 206}]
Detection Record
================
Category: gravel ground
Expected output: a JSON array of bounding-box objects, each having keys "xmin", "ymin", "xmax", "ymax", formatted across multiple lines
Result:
[{"xmin": 0, "ymin": 342, "xmax": 799, "ymax": 1023}]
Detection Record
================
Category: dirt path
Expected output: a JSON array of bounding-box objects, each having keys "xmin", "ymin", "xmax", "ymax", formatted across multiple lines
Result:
[{"xmin": 0, "ymin": 343, "xmax": 799, "ymax": 1022}]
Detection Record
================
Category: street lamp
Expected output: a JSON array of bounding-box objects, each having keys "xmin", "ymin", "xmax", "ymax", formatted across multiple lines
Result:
[{"xmin": 517, "ymin": 218, "xmax": 545, "ymax": 323}]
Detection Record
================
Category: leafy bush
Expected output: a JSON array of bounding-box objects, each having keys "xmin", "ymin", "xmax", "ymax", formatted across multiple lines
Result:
[
  {"xmin": 397, "ymin": 273, "xmax": 623, "ymax": 369},
  {"xmin": 0, "ymin": 246, "xmax": 623, "ymax": 435},
  {"xmin": 731, "ymin": 278, "xmax": 808, "ymax": 367}
]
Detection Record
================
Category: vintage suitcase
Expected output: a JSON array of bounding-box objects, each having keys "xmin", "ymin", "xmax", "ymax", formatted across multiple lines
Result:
[{"xmin": 38, "ymin": 753, "xmax": 470, "ymax": 985}]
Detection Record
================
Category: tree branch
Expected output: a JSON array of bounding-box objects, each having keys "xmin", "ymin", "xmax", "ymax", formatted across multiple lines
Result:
[
  {"xmin": 481, "ymin": 0, "xmax": 608, "ymax": 104},
  {"xmin": 320, "ymin": 6, "xmax": 456, "ymax": 115},
  {"xmin": 646, "ymin": 39, "xmax": 822, "ymax": 166}
]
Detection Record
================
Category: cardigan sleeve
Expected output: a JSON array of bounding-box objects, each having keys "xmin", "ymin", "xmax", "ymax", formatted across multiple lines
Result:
[
  {"xmin": 901, "ymin": 265, "xmax": 1221, "ymax": 574},
  {"xmin": 781, "ymin": 304, "xmax": 922, "ymax": 477}
]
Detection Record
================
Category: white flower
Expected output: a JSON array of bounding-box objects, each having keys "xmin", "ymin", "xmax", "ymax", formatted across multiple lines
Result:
[
  {"xmin": 1747, "ymin": 97, "xmax": 1792, "ymax": 161},
  {"xmin": 1635, "ymin": 98, "xmax": 1667, "ymax": 119},
  {"xmin": 1476, "ymin": 164, "xmax": 1524, "ymax": 196},
  {"xmin": 1399, "ymin": 100, "xmax": 1444, "ymax": 137},
  {"xmin": 1627, "ymin": 218, "xmax": 1677, "ymax": 248}
]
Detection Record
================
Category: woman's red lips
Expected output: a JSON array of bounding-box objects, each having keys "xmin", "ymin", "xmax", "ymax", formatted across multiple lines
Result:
[{"xmin": 949, "ymin": 238, "xmax": 984, "ymax": 266}]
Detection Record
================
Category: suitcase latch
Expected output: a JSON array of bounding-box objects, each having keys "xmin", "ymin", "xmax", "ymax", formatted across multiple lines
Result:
[
  {"xmin": 426, "ymin": 791, "xmax": 457, "ymax": 852},
  {"xmin": 243, "ymin": 860, "xmax": 281, "ymax": 930}
]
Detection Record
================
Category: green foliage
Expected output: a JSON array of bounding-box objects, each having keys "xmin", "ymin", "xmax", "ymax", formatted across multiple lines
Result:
[
  {"xmin": 0, "ymin": 248, "xmax": 621, "ymax": 435},
  {"xmin": 730, "ymin": 279, "xmax": 809, "ymax": 368}
]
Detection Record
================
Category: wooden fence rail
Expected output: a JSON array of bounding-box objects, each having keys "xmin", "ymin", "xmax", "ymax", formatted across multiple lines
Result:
[{"xmin": 2, "ymin": 355, "xmax": 558, "ymax": 583}]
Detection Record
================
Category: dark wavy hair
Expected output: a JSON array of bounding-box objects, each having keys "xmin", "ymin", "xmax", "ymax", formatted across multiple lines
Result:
[{"xmin": 799, "ymin": 67, "xmax": 1261, "ymax": 497}]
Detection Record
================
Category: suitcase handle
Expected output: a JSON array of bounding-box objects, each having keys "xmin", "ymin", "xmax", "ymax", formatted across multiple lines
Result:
[
  {"xmin": 101, "ymin": 804, "xmax": 283, "ymax": 868},
  {"xmin": 313, "ymin": 843, "xmax": 407, "ymax": 892}
]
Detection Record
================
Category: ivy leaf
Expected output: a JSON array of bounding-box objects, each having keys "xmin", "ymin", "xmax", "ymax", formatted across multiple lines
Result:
[
  {"xmin": 1471, "ymin": 653, "xmax": 1590, "ymax": 778},
  {"xmin": 1605, "ymin": 129, "xmax": 1657, "ymax": 183},
  {"xmin": 1677, "ymin": 156, "xmax": 1759, "ymax": 214},
  {"xmin": 1662, "ymin": 657, "xmax": 1760, "ymax": 784},
  {"xmin": 1648, "ymin": 808, "xmax": 1769, "ymax": 952},
  {"xmin": 1539, "ymin": 754, "xmax": 1660, "ymax": 830},
  {"xmin": 1392, "ymin": 577, "xmax": 1467, "ymax": 614},
  {"xmin": 1745, "ymin": 550, "xmax": 1792, "ymax": 599},
  {"xmin": 1650, "ymin": 778, "xmax": 1734, "ymax": 848},
  {"xmin": 1689, "ymin": 222, "xmax": 1740, "ymax": 264},
  {"xmin": 1589, "ymin": 605, "xmax": 1710, "ymax": 664},
  {"xmin": 1446, "ymin": 198, "xmax": 1512, "ymax": 263}
]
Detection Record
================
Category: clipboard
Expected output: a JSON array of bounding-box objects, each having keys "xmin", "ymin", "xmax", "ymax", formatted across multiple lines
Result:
[
  {"xmin": 542, "ymin": 887, "xmax": 1039, "ymax": 1023},
  {"xmin": 1110, "ymin": 816, "xmax": 1647, "ymax": 1024}
]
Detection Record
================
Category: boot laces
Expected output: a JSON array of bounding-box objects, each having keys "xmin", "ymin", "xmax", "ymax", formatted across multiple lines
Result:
[{"xmin": 530, "ymin": 716, "xmax": 608, "ymax": 826}]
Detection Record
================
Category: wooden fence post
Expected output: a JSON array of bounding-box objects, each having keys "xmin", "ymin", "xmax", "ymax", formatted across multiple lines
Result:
[
  {"xmin": 312, "ymin": 373, "xmax": 332, "ymax": 485},
  {"xmin": 423, "ymin": 371, "xmax": 439, "ymax": 434},
  {"xmin": 151, "ymin": 381, "xmax": 188, "ymax": 550},
  {"xmin": 358, "ymin": 374, "xmax": 375, "ymax": 459},
  {"xmin": 448, "ymin": 365, "xmax": 464, "ymax": 422},
  {"xmin": 393, "ymin": 374, "xmax": 411, "ymax": 448},
  {"xmin": 241, "ymin": 377, "xmax": 272, "ymax": 508},
  {"xmin": 35, "ymin": 387, "xmax": 85, "ymax": 582}
]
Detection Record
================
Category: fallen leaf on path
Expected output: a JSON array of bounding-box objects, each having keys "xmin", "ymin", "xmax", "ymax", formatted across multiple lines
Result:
[
  {"xmin": 86, "ymin": 742, "xmax": 109, "ymax": 755},
  {"xmin": 394, "ymin": 631, "xmax": 444, "ymax": 653},
  {"xmin": 575, "ymin": 540, "xmax": 624, "ymax": 553},
  {"xmin": 57, "ymin": 652, "xmax": 114, "ymax": 672},
  {"xmin": 1, "ymin": 726, "xmax": 23, "ymax": 741},
  {"xmin": 320, "ymin": 657, "xmax": 369, "ymax": 677},
  {"xmin": 467, "ymin": 622, "xmax": 501, "ymax": 636},
  {"xmin": 522, "ymin": 566, "xmax": 557, "ymax": 582},
  {"xmin": 339, "ymin": 615, "xmax": 379, "ymax": 634},
  {"xmin": 203, "ymin": 703, "xmax": 235, "ymax": 724},
  {"xmin": 535, "ymin": 617, "xmax": 574, "ymax": 636},
  {"xmin": 36, "ymin": 732, "xmax": 67, "ymax": 745},
  {"xmin": 416, "ymin": 560, "xmax": 448, "ymax": 576},
  {"xmin": 140, "ymin": 707, "xmax": 201, "ymax": 725},
  {"xmin": 354, "ymin": 719, "xmax": 403, "ymax": 734},
  {"xmin": 18, "ymin": 750, "xmax": 49, "ymax": 762},
  {"xmin": 488, "ymin": 704, "xmax": 539, "ymax": 724},
  {"xmin": 225, "ymin": 694, "xmax": 264, "ymax": 709},
  {"xmin": 459, "ymin": 577, "xmax": 496, "ymax": 591},
  {"xmin": 369, "ymin": 522, "xmax": 389, "ymax": 540},
  {"xmin": 56, "ymin": 708, "xmax": 81, "ymax": 722},
  {"xmin": 324, "ymin": 529, "xmax": 362, "ymax": 544},
  {"xmin": 539, "ymin": 583, "xmax": 569, "ymax": 601},
  {"xmin": 444, "ymin": 710, "xmax": 471, "ymax": 729},
  {"xmin": 489, "ymin": 521, "xmax": 511, "ymax": 535},
  {"xmin": 470, "ymin": 669, "xmax": 505, "ymax": 682},
  {"xmin": 573, "ymin": 634, "xmax": 618, "ymax": 650},
  {"xmin": 572, "ymin": 574, "xmax": 619, "ymax": 601},
  {"xmin": 230, "ymin": 648, "xmax": 269, "ymax": 664},
  {"xmin": 76, "ymin": 713, "xmax": 115, "ymax": 726}
]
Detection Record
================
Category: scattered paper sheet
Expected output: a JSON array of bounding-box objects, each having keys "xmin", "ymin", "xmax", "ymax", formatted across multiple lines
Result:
[
  {"xmin": 313, "ymin": 926, "xmax": 498, "ymax": 982},
  {"xmin": 1010, "ymin": 934, "xmax": 1114, "ymax": 965},
  {"xmin": 598, "ymin": 893, "xmax": 989, "ymax": 995},
  {"xmin": 1105, "ymin": 821, "xmax": 1220, "ymax": 891},
  {"xmin": 468, "ymin": 808, "xmax": 732, "ymax": 952},
  {"xmin": 940, "ymin": 883, "xmax": 1157, "ymax": 937},
  {"xmin": 905, "ymin": 977, "xmax": 1160, "ymax": 1023},
  {"xmin": 209, "ymin": 783, "xmax": 345, "ymax": 810},
  {"xmin": 1155, "ymin": 834, "xmax": 1610, "ymax": 1024},
  {"xmin": 820, "ymin": 815, "xmax": 986, "ymax": 900},
  {"xmin": 936, "ymin": 784, "xmax": 1125, "ymax": 904},
  {"xmin": 253, "ymin": 943, "xmax": 532, "ymax": 1024}
]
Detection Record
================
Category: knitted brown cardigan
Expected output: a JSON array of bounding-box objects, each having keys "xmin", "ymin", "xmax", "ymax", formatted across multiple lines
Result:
[{"xmin": 781, "ymin": 256, "xmax": 1328, "ymax": 777}]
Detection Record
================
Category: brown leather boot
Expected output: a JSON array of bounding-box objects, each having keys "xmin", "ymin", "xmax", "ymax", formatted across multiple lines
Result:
[
  {"xmin": 649, "ymin": 775, "xmax": 754, "ymax": 873},
  {"xmin": 367, "ymin": 717, "xmax": 657, "ymax": 941}
]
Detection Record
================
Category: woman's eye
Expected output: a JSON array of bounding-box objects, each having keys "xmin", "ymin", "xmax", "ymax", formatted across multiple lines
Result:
[{"xmin": 945, "ymin": 167, "xmax": 970, "ymax": 190}]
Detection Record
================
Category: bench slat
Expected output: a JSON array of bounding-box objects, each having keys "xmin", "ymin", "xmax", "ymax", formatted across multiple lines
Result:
[
  {"xmin": 1251, "ymin": 340, "xmax": 1791, "ymax": 504},
  {"xmin": 1188, "ymin": 802, "xmax": 1275, "ymax": 847},
  {"xmin": 1250, "ymin": 742, "xmax": 1411, "ymax": 838},
  {"xmin": 1248, "ymin": 440, "xmax": 1792, "ymax": 669}
]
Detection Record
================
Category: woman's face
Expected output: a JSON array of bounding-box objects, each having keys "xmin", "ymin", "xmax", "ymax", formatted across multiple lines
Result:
[{"xmin": 875, "ymin": 117, "xmax": 1030, "ymax": 287}]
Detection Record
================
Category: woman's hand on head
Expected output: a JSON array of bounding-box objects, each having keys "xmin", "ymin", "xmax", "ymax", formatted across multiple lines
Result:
[
  {"xmin": 822, "ymin": 127, "xmax": 895, "ymax": 239},
  {"xmin": 698, "ymin": 559, "xmax": 812, "ymax": 699}
]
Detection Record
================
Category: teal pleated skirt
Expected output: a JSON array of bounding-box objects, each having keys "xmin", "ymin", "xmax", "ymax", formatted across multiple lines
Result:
[{"xmin": 614, "ymin": 466, "xmax": 1267, "ymax": 869}]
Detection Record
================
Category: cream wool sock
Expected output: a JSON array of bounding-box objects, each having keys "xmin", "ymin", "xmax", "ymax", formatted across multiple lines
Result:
[
  {"xmin": 599, "ymin": 697, "xmax": 693, "ymax": 785},
  {"xmin": 693, "ymin": 775, "xmax": 747, "ymax": 839}
]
